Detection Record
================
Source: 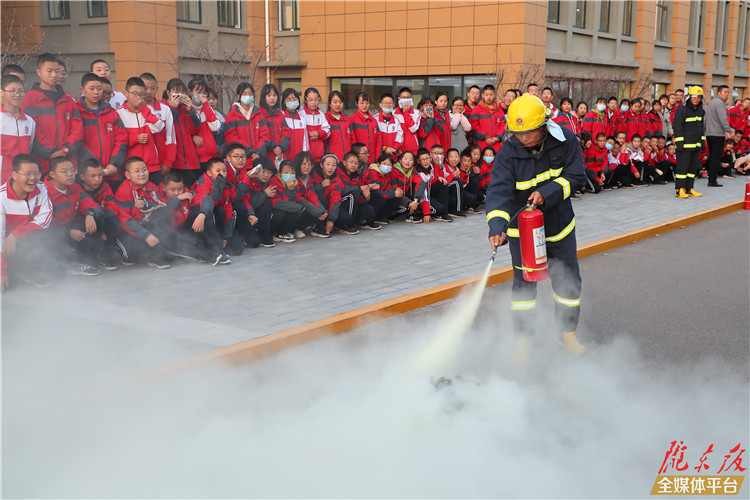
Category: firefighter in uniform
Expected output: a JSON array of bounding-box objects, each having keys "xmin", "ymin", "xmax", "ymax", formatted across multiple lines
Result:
[
  {"xmin": 673, "ymin": 86, "xmax": 706, "ymax": 198},
  {"xmin": 485, "ymin": 94, "xmax": 587, "ymax": 364}
]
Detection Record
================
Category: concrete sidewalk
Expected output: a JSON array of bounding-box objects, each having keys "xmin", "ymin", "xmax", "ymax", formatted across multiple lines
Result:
[{"xmin": 2, "ymin": 176, "xmax": 748, "ymax": 378}]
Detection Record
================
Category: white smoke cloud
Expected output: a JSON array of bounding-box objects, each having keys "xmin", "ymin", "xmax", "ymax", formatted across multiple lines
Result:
[{"xmin": 3, "ymin": 283, "xmax": 748, "ymax": 499}]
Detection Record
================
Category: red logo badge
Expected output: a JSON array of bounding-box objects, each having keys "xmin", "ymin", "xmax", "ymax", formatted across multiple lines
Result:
[{"xmin": 516, "ymin": 118, "xmax": 524, "ymax": 126}]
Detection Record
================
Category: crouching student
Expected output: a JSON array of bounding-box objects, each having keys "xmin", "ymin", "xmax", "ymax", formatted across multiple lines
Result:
[
  {"xmin": 236, "ymin": 155, "xmax": 276, "ymax": 247},
  {"xmin": 191, "ymin": 157, "xmax": 247, "ymax": 260},
  {"xmin": 624, "ymin": 135, "xmax": 650, "ymax": 186},
  {"xmin": 408, "ymin": 147, "xmax": 450, "ymax": 223},
  {"xmin": 217, "ymin": 148, "xmax": 263, "ymax": 249},
  {"xmin": 470, "ymin": 146, "xmax": 494, "ymax": 203},
  {"xmin": 583, "ymin": 133, "xmax": 608, "ymax": 193},
  {"xmin": 720, "ymin": 140, "xmax": 737, "ymax": 178},
  {"xmin": 1, "ymin": 154, "xmax": 53, "ymax": 291},
  {"xmin": 338, "ymin": 151, "xmax": 378, "ymax": 230},
  {"xmin": 442, "ymin": 147, "xmax": 476, "ymax": 216},
  {"xmin": 363, "ymin": 153, "xmax": 409, "ymax": 224},
  {"xmin": 459, "ymin": 149, "xmax": 482, "ymax": 213},
  {"xmin": 312, "ymin": 153, "xmax": 359, "ymax": 235},
  {"xmin": 43, "ymin": 156, "xmax": 110, "ymax": 276},
  {"xmin": 293, "ymin": 151, "xmax": 329, "ymax": 238},
  {"xmin": 268, "ymin": 159, "xmax": 303, "ymax": 242},
  {"xmin": 384, "ymin": 150, "xmax": 419, "ymax": 222},
  {"xmin": 77, "ymin": 158, "xmax": 122, "ymax": 269},
  {"xmin": 114, "ymin": 156, "xmax": 171, "ymax": 269}
]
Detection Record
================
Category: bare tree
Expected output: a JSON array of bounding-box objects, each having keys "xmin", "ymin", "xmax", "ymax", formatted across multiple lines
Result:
[
  {"xmin": 488, "ymin": 54, "xmax": 547, "ymax": 93},
  {"xmin": 1, "ymin": 6, "xmax": 48, "ymax": 68}
]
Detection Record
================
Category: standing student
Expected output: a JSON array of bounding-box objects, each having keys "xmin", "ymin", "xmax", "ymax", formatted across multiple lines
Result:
[
  {"xmin": 349, "ymin": 92, "xmax": 381, "ymax": 165},
  {"xmin": 77, "ymin": 73, "xmax": 127, "ymax": 186},
  {"xmin": 206, "ymin": 88, "xmax": 226, "ymax": 156},
  {"xmin": 450, "ymin": 97, "xmax": 471, "ymax": 152},
  {"xmin": 540, "ymin": 87, "xmax": 558, "ymax": 119},
  {"xmin": 2, "ymin": 64, "xmax": 26, "ymax": 85},
  {"xmin": 187, "ymin": 78, "xmax": 221, "ymax": 168},
  {"xmin": 300, "ymin": 87, "xmax": 330, "ymax": 163},
  {"xmin": 553, "ymin": 97, "xmax": 578, "ymax": 134},
  {"xmin": 162, "ymin": 78, "xmax": 202, "ymax": 188},
  {"xmin": 140, "ymin": 72, "xmax": 176, "ymax": 180},
  {"xmin": 394, "ymin": 87, "xmax": 420, "ymax": 155},
  {"xmin": 604, "ymin": 96, "xmax": 619, "ymax": 137},
  {"xmin": 224, "ymin": 82, "xmax": 266, "ymax": 159},
  {"xmin": 280, "ymin": 88, "xmax": 308, "ymax": 161},
  {"xmin": 1, "ymin": 75, "xmax": 35, "ymax": 183},
  {"xmin": 581, "ymin": 97, "xmax": 607, "ymax": 138},
  {"xmin": 1, "ymin": 154, "xmax": 54, "ymax": 291},
  {"xmin": 433, "ymin": 92, "xmax": 452, "ymax": 151},
  {"xmin": 375, "ymin": 93, "xmax": 403, "ymax": 160},
  {"xmin": 500, "ymin": 89, "xmax": 517, "ymax": 114},
  {"xmin": 623, "ymin": 99, "xmax": 646, "ymax": 142},
  {"xmin": 469, "ymin": 84, "xmax": 505, "ymax": 153},
  {"xmin": 90, "ymin": 59, "xmax": 126, "ymax": 110},
  {"xmin": 257, "ymin": 83, "xmax": 288, "ymax": 165},
  {"xmin": 417, "ymin": 97, "xmax": 441, "ymax": 150},
  {"xmin": 117, "ymin": 77, "xmax": 165, "ymax": 185},
  {"xmin": 324, "ymin": 90, "xmax": 352, "ymax": 162},
  {"xmin": 21, "ymin": 53, "xmax": 82, "ymax": 173},
  {"xmin": 575, "ymin": 101, "xmax": 588, "ymax": 124},
  {"xmin": 465, "ymin": 85, "xmax": 481, "ymax": 114}
]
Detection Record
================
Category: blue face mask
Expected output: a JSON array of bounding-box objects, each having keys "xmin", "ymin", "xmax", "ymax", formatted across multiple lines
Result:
[
  {"xmin": 621, "ymin": 105, "xmax": 629, "ymax": 112},
  {"xmin": 483, "ymin": 156, "xmax": 494, "ymax": 164},
  {"xmin": 424, "ymin": 107, "xmax": 433, "ymax": 114},
  {"xmin": 285, "ymin": 101, "xmax": 299, "ymax": 111},
  {"xmin": 605, "ymin": 143, "xmax": 614, "ymax": 151},
  {"xmin": 379, "ymin": 164, "xmax": 392, "ymax": 175},
  {"xmin": 281, "ymin": 173, "xmax": 295, "ymax": 183},
  {"xmin": 241, "ymin": 95, "xmax": 254, "ymax": 106},
  {"xmin": 192, "ymin": 94, "xmax": 202, "ymax": 106},
  {"xmin": 597, "ymin": 104, "xmax": 606, "ymax": 112}
]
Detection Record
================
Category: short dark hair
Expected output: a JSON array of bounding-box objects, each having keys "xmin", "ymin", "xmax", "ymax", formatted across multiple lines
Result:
[
  {"xmin": 355, "ymin": 91, "xmax": 370, "ymax": 104},
  {"xmin": 343, "ymin": 152, "xmax": 359, "ymax": 163},
  {"xmin": 350, "ymin": 142, "xmax": 366, "ymax": 155},
  {"xmin": 162, "ymin": 172, "xmax": 184, "ymax": 185},
  {"xmin": 166, "ymin": 78, "xmax": 186, "ymax": 93},
  {"xmin": 416, "ymin": 147, "xmax": 430, "ymax": 158},
  {"xmin": 595, "ymin": 133, "xmax": 607, "ymax": 140},
  {"xmin": 187, "ymin": 77, "xmax": 208, "ymax": 92},
  {"xmin": 398, "ymin": 87, "xmax": 412, "ymax": 96},
  {"xmin": 79, "ymin": 158, "xmax": 103, "ymax": 175},
  {"xmin": 236, "ymin": 82, "xmax": 254, "ymax": 98},
  {"xmin": 225, "ymin": 143, "xmax": 246, "ymax": 155},
  {"xmin": 139, "ymin": 72, "xmax": 157, "ymax": 83},
  {"xmin": 675, "ymin": 88, "xmax": 685, "ymax": 94},
  {"xmin": 304, "ymin": 87, "xmax": 320, "ymax": 100},
  {"xmin": 631, "ymin": 134, "xmax": 642, "ymax": 141},
  {"xmin": 124, "ymin": 156, "xmax": 146, "ymax": 171},
  {"xmin": 482, "ymin": 84, "xmax": 496, "ymax": 93},
  {"xmin": 380, "ymin": 92, "xmax": 394, "ymax": 102},
  {"xmin": 717, "ymin": 84, "xmax": 729, "ymax": 93},
  {"xmin": 596, "ymin": 97, "xmax": 607, "ymax": 104},
  {"xmin": 429, "ymin": 144, "xmax": 444, "ymax": 152},
  {"xmin": 80, "ymin": 72, "xmax": 101, "ymax": 87},
  {"xmin": 90, "ymin": 59, "xmax": 109, "ymax": 71},
  {"xmin": 12, "ymin": 154, "xmax": 37, "ymax": 172},
  {"xmin": 459, "ymin": 148, "xmax": 473, "ymax": 159},
  {"xmin": 327, "ymin": 90, "xmax": 345, "ymax": 107},
  {"xmin": 1, "ymin": 74, "xmax": 23, "ymax": 89},
  {"xmin": 542, "ymin": 87, "xmax": 553, "ymax": 94},
  {"xmin": 376, "ymin": 152, "xmax": 393, "ymax": 164},
  {"xmin": 100, "ymin": 77, "xmax": 112, "ymax": 87},
  {"xmin": 48, "ymin": 156, "xmax": 74, "ymax": 172},
  {"xmin": 608, "ymin": 96, "xmax": 618, "ymax": 103},
  {"xmin": 206, "ymin": 157, "xmax": 225, "ymax": 171},
  {"xmin": 482, "ymin": 146, "xmax": 495, "ymax": 156},
  {"xmin": 125, "ymin": 77, "xmax": 145, "ymax": 91},
  {"xmin": 526, "ymin": 83, "xmax": 539, "ymax": 90},
  {"xmin": 57, "ymin": 59, "xmax": 67, "ymax": 70},
  {"xmin": 468, "ymin": 85, "xmax": 480, "ymax": 92},
  {"xmin": 293, "ymin": 151, "xmax": 314, "ymax": 176},
  {"xmin": 630, "ymin": 99, "xmax": 640, "ymax": 106},
  {"xmin": 36, "ymin": 53, "xmax": 59, "ymax": 68},
  {"xmin": 2, "ymin": 64, "xmax": 25, "ymax": 77}
]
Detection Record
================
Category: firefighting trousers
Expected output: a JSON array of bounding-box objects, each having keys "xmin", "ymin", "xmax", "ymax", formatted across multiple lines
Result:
[
  {"xmin": 675, "ymin": 149, "xmax": 700, "ymax": 190},
  {"xmin": 507, "ymin": 227, "xmax": 582, "ymax": 335}
]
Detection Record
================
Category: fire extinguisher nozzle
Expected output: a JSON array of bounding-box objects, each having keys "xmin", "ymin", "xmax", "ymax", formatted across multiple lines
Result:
[{"xmin": 490, "ymin": 248, "xmax": 498, "ymax": 262}]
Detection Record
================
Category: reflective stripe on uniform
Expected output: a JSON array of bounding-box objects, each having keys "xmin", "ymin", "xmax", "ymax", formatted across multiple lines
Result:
[
  {"xmin": 683, "ymin": 143, "xmax": 702, "ymax": 148},
  {"xmin": 554, "ymin": 177, "xmax": 571, "ymax": 199},
  {"xmin": 506, "ymin": 228, "xmax": 519, "ymax": 237},
  {"xmin": 673, "ymin": 136, "xmax": 684, "ymax": 142},
  {"xmin": 515, "ymin": 167, "xmax": 563, "ymax": 190},
  {"xmin": 675, "ymin": 174, "xmax": 687, "ymax": 179},
  {"xmin": 553, "ymin": 291, "xmax": 581, "ymax": 307},
  {"xmin": 511, "ymin": 300, "xmax": 537, "ymax": 311},
  {"xmin": 546, "ymin": 217, "xmax": 575, "ymax": 242},
  {"xmin": 486, "ymin": 209, "xmax": 510, "ymax": 223},
  {"xmin": 684, "ymin": 116, "xmax": 702, "ymax": 122},
  {"xmin": 687, "ymin": 173, "xmax": 696, "ymax": 178}
]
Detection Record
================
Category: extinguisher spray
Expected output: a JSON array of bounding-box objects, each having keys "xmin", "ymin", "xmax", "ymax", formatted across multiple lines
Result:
[{"xmin": 517, "ymin": 204, "xmax": 549, "ymax": 282}]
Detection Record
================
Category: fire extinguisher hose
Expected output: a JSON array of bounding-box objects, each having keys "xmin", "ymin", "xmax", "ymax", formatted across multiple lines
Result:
[{"xmin": 491, "ymin": 202, "xmax": 534, "ymax": 262}]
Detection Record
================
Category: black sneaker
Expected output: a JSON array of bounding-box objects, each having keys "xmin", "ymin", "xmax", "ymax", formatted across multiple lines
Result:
[
  {"xmin": 121, "ymin": 257, "xmax": 136, "ymax": 266},
  {"xmin": 361, "ymin": 221, "xmax": 381, "ymax": 230},
  {"xmin": 167, "ymin": 250, "xmax": 203, "ymax": 262},
  {"xmin": 310, "ymin": 227, "xmax": 331, "ymax": 238},
  {"xmin": 448, "ymin": 211, "xmax": 466, "ymax": 218},
  {"xmin": 218, "ymin": 254, "xmax": 232, "ymax": 265},
  {"xmin": 69, "ymin": 262, "xmax": 100, "ymax": 276},
  {"xmin": 570, "ymin": 193, "xmax": 582, "ymax": 200},
  {"xmin": 98, "ymin": 252, "xmax": 120, "ymax": 271},
  {"xmin": 707, "ymin": 181, "xmax": 723, "ymax": 187},
  {"xmin": 406, "ymin": 214, "xmax": 423, "ymax": 224},
  {"xmin": 260, "ymin": 238, "xmax": 276, "ymax": 248},
  {"xmin": 337, "ymin": 225, "xmax": 360, "ymax": 235},
  {"xmin": 374, "ymin": 219, "xmax": 389, "ymax": 225},
  {"xmin": 434, "ymin": 214, "xmax": 453, "ymax": 222}
]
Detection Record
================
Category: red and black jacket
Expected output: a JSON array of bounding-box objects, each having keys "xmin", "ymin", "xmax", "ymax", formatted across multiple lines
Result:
[
  {"xmin": 43, "ymin": 178, "xmax": 100, "ymax": 227},
  {"xmin": 349, "ymin": 110, "xmax": 382, "ymax": 165},
  {"xmin": 385, "ymin": 162, "xmax": 414, "ymax": 198},
  {"xmin": 258, "ymin": 107, "xmax": 289, "ymax": 162},
  {"xmin": 21, "ymin": 83, "xmax": 83, "ymax": 171},
  {"xmin": 77, "ymin": 99, "xmax": 128, "ymax": 181},
  {"xmin": 584, "ymin": 145, "xmax": 608, "ymax": 174},
  {"xmin": 469, "ymin": 102, "xmax": 505, "ymax": 153},
  {"xmin": 79, "ymin": 180, "xmax": 118, "ymax": 217},
  {"xmin": 433, "ymin": 107, "xmax": 452, "ymax": 151},
  {"xmin": 224, "ymin": 103, "xmax": 266, "ymax": 157},
  {"xmin": 325, "ymin": 111, "xmax": 352, "ymax": 162},
  {"xmin": 157, "ymin": 183, "xmax": 190, "ymax": 230},
  {"xmin": 163, "ymin": 99, "xmax": 201, "ymax": 171},
  {"xmin": 114, "ymin": 178, "xmax": 165, "ymax": 238}
]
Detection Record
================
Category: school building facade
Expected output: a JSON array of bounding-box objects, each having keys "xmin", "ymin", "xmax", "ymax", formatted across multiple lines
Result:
[{"xmin": 3, "ymin": 0, "xmax": 750, "ymax": 108}]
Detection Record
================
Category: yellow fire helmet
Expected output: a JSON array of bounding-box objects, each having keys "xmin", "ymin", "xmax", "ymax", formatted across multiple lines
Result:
[
  {"xmin": 506, "ymin": 94, "xmax": 548, "ymax": 133},
  {"xmin": 688, "ymin": 85, "xmax": 704, "ymax": 97}
]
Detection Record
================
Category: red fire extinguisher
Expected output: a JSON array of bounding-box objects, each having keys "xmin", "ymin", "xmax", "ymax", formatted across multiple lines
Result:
[
  {"xmin": 744, "ymin": 182, "xmax": 750, "ymax": 210},
  {"xmin": 517, "ymin": 205, "xmax": 549, "ymax": 282}
]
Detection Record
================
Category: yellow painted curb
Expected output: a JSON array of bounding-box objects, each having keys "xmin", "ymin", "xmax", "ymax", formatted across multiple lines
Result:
[{"xmin": 138, "ymin": 200, "xmax": 744, "ymax": 379}]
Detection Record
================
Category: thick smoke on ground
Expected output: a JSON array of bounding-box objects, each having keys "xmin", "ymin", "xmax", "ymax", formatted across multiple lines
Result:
[{"xmin": 3, "ymin": 279, "xmax": 748, "ymax": 499}]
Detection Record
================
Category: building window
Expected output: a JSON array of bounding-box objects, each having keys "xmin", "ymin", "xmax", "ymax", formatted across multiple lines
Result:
[
  {"xmin": 548, "ymin": 0, "xmax": 560, "ymax": 24},
  {"xmin": 622, "ymin": 0, "xmax": 633, "ymax": 36},
  {"xmin": 86, "ymin": 0, "xmax": 107, "ymax": 18},
  {"xmin": 688, "ymin": 1, "xmax": 706, "ymax": 48},
  {"xmin": 177, "ymin": 0, "xmax": 201, "ymax": 23},
  {"xmin": 573, "ymin": 1, "xmax": 586, "ymax": 28},
  {"xmin": 714, "ymin": 1, "xmax": 731, "ymax": 52},
  {"xmin": 218, "ymin": 0, "xmax": 241, "ymax": 28},
  {"xmin": 47, "ymin": 1, "xmax": 70, "ymax": 20},
  {"xmin": 655, "ymin": 1, "xmax": 669, "ymax": 42},
  {"xmin": 742, "ymin": 4, "xmax": 750, "ymax": 55},
  {"xmin": 599, "ymin": 0, "xmax": 610, "ymax": 32},
  {"xmin": 279, "ymin": 0, "xmax": 300, "ymax": 31}
]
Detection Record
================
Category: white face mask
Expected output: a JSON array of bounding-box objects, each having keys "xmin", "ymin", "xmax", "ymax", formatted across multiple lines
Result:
[
  {"xmin": 597, "ymin": 104, "xmax": 606, "ymax": 112},
  {"xmin": 379, "ymin": 164, "xmax": 392, "ymax": 175}
]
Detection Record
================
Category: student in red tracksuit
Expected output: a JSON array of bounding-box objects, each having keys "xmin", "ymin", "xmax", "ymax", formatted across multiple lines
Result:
[
  {"xmin": 471, "ymin": 146, "xmax": 495, "ymax": 199},
  {"xmin": 43, "ymin": 156, "xmax": 104, "ymax": 275},
  {"xmin": 338, "ymin": 151, "xmax": 378, "ymax": 229},
  {"xmin": 224, "ymin": 82, "xmax": 266, "ymax": 159},
  {"xmin": 235, "ymin": 155, "xmax": 276, "ymax": 247},
  {"xmin": 646, "ymin": 101, "xmax": 663, "ymax": 137},
  {"xmin": 311, "ymin": 153, "xmax": 359, "ymax": 235},
  {"xmin": 187, "ymin": 78, "xmax": 221, "ymax": 167},
  {"xmin": 77, "ymin": 158, "xmax": 122, "ymax": 269},
  {"xmin": 325, "ymin": 90, "xmax": 352, "ymax": 162},
  {"xmin": 623, "ymin": 99, "xmax": 647, "ymax": 142},
  {"xmin": 733, "ymin": 130, "xmax": 750, "ymax": 156},
  {"xmin": 140, "ymin": 72, "xmax": 176, "ymax": 181},
  {"xmin": 728, "ymin": 98, "xmax": 750, "ymax": 138},
  {"xmin": 280, "ymin": 88, "xmax": 309, "ymax": 161},
  {"xmin": 442, "ymin": 147, "xmax": 475, "ymax": 215},
  {"xmin": 433, "ymin": 92, "xmax": 453, "ymax": 151},
  {"xmin": 293, "ymin": 151, "xmax": 329, "ymax": 237},
  {"xmin": 408, "ymin": 147, "xmax": 450, "ymax": 224},
  {"xmin": 458, "ymin": 148, "xmax": 483, "ymax": 212},
  {"xmin": 375, "ymin": 93, "xmax": 404, "ymax": 161},
  {"xmin": 117, "ymin": 77, "xmax": 165, "ymax": 185},
  {"xmin": 469, "ymin": 84, "xmax": 505, "ymax": 153},
  {"xmin": 581, "ymin": 97, "xmax": 608, "ymax": 139},
  {"xmin": 417, "ymin": 97, "xmax": 442, "ymax": 151},
  {"xmin": 300, "ymin": 87, "xmax": 330, "ymax": 163},
  {"xmin": 612, "ymin": 99, "xmax": 629, "ymax": 135},
  {"xmin": 349, "ymin": 92, "xmax": 382, "ymax": 165},
  {"xmin": 163, "ymin": 78, "xmax": 202, "ymax": 188},
  {"xmin": 604, "ymin": 96, "xmax": 619, "ymax": 137},
  {"xmin": 257, "ymin": 83, "xmax": 288, "ymax": 165},
  {"xmin": 114, "ymin": 156, "xmax": 170, "ymax": 268},
  {"xmin": 21, "ymin": 53, "xmax": 83, "ymax": 173},
  {"xmin": 77, "ymin": 73, "xmax": 127, "ymax": 187},
  {"xmin": 267, "ymin": 160, "xmax": 304, "ymax": 242},
  {"xmin": 362, "ymin": 152, "xmax": 409, "ymax": 224},
  {"xmin": 553, "ymin": 97, "xmax": 579, "ymax": 134},
  {"xmin": 583, "ymin": 133, "xmax": 609, "ymax": 193},
  {"xmin": 1, "ymin": 74, "xmax": 35, "ymax": 183},
  {"xmin": 394, "ymin": 87, "xmax": 420, "ymax": 155},
  {"xmin": 1, "ymin": 154, "xmax": 54, "ymax": 290}
]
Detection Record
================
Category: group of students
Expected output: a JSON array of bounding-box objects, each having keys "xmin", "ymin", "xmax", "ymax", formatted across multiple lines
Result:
[{"xmin": 2, "ymin": 54, "xmax": 750, "ymax": 290}]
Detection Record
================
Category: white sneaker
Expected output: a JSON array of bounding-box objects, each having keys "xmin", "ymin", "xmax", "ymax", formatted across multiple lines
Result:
[{"xmin": 294, "ymin": 229, "xmax": 306, "ymax": 239}]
